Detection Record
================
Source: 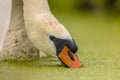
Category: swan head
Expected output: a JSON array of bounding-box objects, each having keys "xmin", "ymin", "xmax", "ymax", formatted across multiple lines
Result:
[
  {"xmin": 26, "ymin": 14, "xmax": 78, "ymax": 57},
  {"xmin": 37, "ymin": 14, "xmax": 78, "ymax": 57}
]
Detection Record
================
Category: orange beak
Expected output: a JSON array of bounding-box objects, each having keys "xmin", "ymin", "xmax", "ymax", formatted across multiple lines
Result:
[{"xmin": 58, "ymin": 46, "xmax": 82, "ymax": 68}]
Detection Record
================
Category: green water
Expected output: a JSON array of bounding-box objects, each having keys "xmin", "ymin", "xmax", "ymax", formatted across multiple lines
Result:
[{"xmin": 0, "ymin": 12, "xmax": 120, "ymax": 80}]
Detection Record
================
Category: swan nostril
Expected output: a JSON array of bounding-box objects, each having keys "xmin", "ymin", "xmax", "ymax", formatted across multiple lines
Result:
[{"xmin": 68, "ymin": 51, "xmax": 74, "ymax": 61}]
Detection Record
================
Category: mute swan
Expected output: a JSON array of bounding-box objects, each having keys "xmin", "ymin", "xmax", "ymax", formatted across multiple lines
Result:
[
  {"xmin": 0, "ymin": 0, "xmax": 80, "ymax": 67},
  {"xmin": 23, "ymin": 0, "xmax": 78, "ymax": 57}
]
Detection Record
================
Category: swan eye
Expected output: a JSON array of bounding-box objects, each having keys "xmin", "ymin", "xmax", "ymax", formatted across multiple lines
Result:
[{"xmin": 49, "ymin": 35, "xmax": 55, "ymax": 41}]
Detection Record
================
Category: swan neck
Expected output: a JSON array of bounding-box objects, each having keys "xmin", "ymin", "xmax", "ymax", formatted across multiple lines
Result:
[{"xmin": 23, "ymin": 0, "xmax": 51, "ymax": 15}]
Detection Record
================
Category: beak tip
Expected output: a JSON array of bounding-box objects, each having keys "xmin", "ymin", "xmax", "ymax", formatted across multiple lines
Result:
[{"xmin": 58, "ymin": 46, "xmax": 82, "ymax": 68}]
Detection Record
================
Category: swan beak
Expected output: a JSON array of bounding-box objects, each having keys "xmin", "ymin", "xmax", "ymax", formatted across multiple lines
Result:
[
  {"xmin": 49, "ymin": 35, "xmax": 82, "ymax": 68},
  {"xmin": 58, "ymin": 46, "xmax": 82, "ymax": 68}
]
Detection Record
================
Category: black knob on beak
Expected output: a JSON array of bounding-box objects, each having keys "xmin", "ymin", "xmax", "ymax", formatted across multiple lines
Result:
[
  {"xmin": 65, "ymin": 39, "xmax": 78, "ymax": 53},
  {"xmin": 49, "ymin": 35, "xmax": 78, "ymax": 56}
]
